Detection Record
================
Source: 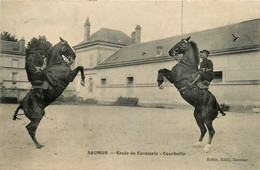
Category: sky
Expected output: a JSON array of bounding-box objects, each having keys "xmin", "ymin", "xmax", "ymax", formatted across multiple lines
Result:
[{"xmin": 1, "ymin": 0, "xmax": 259, "ymax": 47}]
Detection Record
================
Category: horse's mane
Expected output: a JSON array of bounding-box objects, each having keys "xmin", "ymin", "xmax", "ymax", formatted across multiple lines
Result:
[
  {"xmin": 46, "ymin": 43, "xmax": 59, "ymax": 66},
  {"xmin": 189, "ymin": 41, "xmax": 200, "ymax": 66},
  {"xmin": 45, "ymin": 48, "xmax": 53, "ymax": 66}
]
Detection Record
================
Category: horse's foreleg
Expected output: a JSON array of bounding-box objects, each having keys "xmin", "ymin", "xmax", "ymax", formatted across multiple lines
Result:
[
  {"xmin": 78, "ymin": 66, "xmax": 85, "ymax": 86},
  {"xmin": 157, "ymin": 69, "xmax": 165, "ymax": 87},
  {"xmin": 193, "ymin": 108, "xmax": 207, "ymax": 148},
  {"xmin": 26, "ymin": 118, "xmax": 44, "ymax": 149},
  {"xmin": 157, "ymin": 68, "xmax": 175, "ymax": 89},
  {"xmin": 69, "ymin": 66, "xmax": 85, "ymax": 86}
]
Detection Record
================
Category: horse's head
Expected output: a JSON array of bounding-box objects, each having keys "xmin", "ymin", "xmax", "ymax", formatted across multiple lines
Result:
[
  {"xmin": 168, "ymin": 36, "xmax": 191, "ymax": 58},
  {"xmin": 168, "ymin": 36, "xmax": 199, "ymax": 69},
  {"xmin": 47, "ymin": 37, "xmax": 76, "ymax": 66}
]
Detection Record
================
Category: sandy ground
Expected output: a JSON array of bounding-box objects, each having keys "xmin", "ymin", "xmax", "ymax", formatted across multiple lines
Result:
[{"xmin": 0, "ymin": 104, "xmax": 259, "ymax": 170}]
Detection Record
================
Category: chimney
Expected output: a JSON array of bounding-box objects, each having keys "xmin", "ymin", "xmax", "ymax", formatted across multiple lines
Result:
[
  {"xmin": 84, "ymin": 17, "xmax": 91, "ymax": 42},
  {"xmin": 18, "ymin": 37, "xmax": 25, "ymax": 52},
  {"xmin": 131, "ymin": 31, "xmax": 136, "ymax": 42},
  {"xmin": 134, "ymin": 24, "xmax": 141, "ymax": 44}
]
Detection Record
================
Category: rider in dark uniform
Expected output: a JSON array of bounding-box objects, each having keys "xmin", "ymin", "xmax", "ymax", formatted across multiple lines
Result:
[
  {"xmin": 191, "ymin": 49, "xmax": 214, "ymax": 85},
  {"xmin": 25, "ymin": 50, "xmax": 56, "ymax": 102},
  {"xmin": 25, "ymin": 51, "xmax": 46, "ymax": 83}
]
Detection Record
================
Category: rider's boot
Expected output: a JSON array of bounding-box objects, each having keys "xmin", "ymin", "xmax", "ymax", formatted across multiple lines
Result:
[{"xmin": 192, "ymin": 74, "xmax": 202, "ymax": 85}]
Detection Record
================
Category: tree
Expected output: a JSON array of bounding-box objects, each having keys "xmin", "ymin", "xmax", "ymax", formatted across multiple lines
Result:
[
  {"xmin": 27, "ymin": 35, "xmax": 52, "ymax": 55},
  {"xmin": 1, "ymin": 31, "xmax": 18, "ymax": 42}
]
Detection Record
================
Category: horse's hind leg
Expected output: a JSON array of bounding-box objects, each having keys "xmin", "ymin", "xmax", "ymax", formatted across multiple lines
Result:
[
  {"xmin": 193, "ymin": 108, "xmax": 207, "ymax": 147},
  {"xmin": 26, "ymin": 117, "xmax": 44, "ymax": 149},
  {"xmin": 203, "ymin": 120, "xmax": 215, "ymax": 152}
]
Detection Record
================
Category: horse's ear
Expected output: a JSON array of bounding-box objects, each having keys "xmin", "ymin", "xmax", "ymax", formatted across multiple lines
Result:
[
  {"xmin": 60, "ymin": 37, "xmax": 65, "ymax": 42},
  {"xmin": 185, "ymin": 36, "xmax": 191, "ymax": 41}
]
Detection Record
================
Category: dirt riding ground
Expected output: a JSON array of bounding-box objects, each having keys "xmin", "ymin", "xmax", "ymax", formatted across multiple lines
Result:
[{"xmin": 0, "ymin": 104, "xmax": 259, "ymax": 170}]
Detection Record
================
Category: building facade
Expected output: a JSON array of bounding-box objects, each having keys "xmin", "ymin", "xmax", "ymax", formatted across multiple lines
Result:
[
  {"xmin": 0, "ymin": 39, "xmax": 30, "ymax": 102},
  {"xmin": 74, "ymin": 18, "xmax": 260, "ymax": 107}
]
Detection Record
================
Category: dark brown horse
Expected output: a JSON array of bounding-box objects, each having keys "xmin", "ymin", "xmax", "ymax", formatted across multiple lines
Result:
[
  {"xmin": 157, "ymin": 36, "xmax": 225, "ymax": 152},
  {"xmin": 13, "ymin": 37, "xmax": 85, "ymax": 149}
]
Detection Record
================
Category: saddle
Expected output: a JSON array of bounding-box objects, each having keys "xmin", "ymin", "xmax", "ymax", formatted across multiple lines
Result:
[{"xmin": 196, "ymin": 80, "xmax": 210, "ymax": 90}]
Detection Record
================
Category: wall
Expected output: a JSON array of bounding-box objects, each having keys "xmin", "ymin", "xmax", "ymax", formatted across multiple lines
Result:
[
  {"xmin": 0, "ymin": 40, "xmax": 30, "ymax": 101},
  {"xmin": 75, "ymin": 50, "xmax": 260, "ymax": 106},
  {"xmin": 0, "ymin": 53, "xmax": 30, "ymax": 89},
  {"xmin": 75, "ymin": 45, "xmax": 121, "ymax": 68}
]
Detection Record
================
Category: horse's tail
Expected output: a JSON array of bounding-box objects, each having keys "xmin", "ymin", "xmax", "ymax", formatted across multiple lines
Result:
[
  {"xmin": 218, "ymin": 103, "xmax": 226, "ymax": 116},
  {"xmin": 13, "ymin": 103, "xmax": 23, "ymax": 120}
]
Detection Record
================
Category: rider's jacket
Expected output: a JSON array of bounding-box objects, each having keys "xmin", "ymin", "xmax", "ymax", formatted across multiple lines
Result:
[
  {"xmin": 200, "ymin": 58, "xmax": 214, "ymax": 79},
  {"xmin": 25, "ymin": 52, "xmax": 45, "ymax": 82}
]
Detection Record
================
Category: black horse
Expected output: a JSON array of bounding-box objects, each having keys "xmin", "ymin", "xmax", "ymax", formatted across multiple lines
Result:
[
  {"xmin": 13, "ymin": 37, "xmax": 85, "ymax": 149},
  {"xmin": 157, "ymin": 36, "xmax": 225, "ymax": 152}
]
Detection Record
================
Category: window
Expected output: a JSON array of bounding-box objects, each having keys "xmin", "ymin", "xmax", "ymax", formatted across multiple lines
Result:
[
  {"xmin": 156, "ymin": 46, "xmax": 163, "ymax": 56},
  {"xmin": 127, "ymin": 77, "xmax": 134, "ymax": 86},
  {"xmin": 213, "ymin": 71, "xmax": 222, "ymax": 82},
  {"xmin": 232, "ymin": 33, "xmax": 239, "ymax": 42},
  {"xmin": 12, "ymin": 73, "xmax": 18, "ymax": 84},
  {"xmin": 101, "ymin": 78, "xmax": 107, "ymax": 86},
  {"xmin": 12, "ymin": 59, "xmax": 18, "ymax": 67},
  {"xmin": 88, "ymin": 78, "xmax": 93, "ymax": 92}
]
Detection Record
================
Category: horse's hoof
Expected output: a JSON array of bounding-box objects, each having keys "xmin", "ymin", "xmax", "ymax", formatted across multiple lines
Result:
[
  {"xmin": 36, "ymin": 144, "xmax": 45, "ymax": 149},
  {"xmin": 203, "ymin": 144, "xmax": 211, "ymax": 153},
  {"xmin": 193, "ymin": 141, "xmax": 202, "ymax": 148},
  {"xmin": 81, "ymin": 80, "xmax": 85, "ymax": 86},
  {"xmin": 159, "ymin": 83, "xmax": 165, "ymax": 90}
]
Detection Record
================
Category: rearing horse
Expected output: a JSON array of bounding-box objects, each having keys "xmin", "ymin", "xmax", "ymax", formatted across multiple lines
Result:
[
  {"xmin": 157, "ymin": 36, "xmax": 225, "ymax": 152},
  {"xmin": 13, "ymin": 37, "xmax": 85, "ymax": 149}
]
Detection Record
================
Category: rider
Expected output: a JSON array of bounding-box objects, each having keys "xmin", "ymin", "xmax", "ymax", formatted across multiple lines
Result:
[
  {"xmin": 25, "ymin": 50, "xmax": 57, "ymax": 89},
  {"xmin": 191, "ymin": 49, "xmax": 214, "ymax": 85}
]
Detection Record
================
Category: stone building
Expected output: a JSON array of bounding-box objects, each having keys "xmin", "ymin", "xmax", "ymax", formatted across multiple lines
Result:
[
  {"xmin": 73, "ymin": 18, "xmax": 260, "ymax": 107},
  {"xmin": 0, "ymin": 38, "xmax": 30, "ymax": 102}
]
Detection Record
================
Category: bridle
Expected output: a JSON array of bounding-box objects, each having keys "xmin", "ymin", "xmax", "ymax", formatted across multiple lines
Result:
[
  {"xmin": 175, "ymin": 39, "xmax": 188, "ymax": 53},
  {"xmin": 60, "ymin": 42, "xmax": 75, "ymax": 66},
  {"xmin": 61, "ymin": 41, "xmax": 68, "ymax": 53},
  {"xmin": 170, "ymin": 40, "xmax": 198, "ymax": 71}
]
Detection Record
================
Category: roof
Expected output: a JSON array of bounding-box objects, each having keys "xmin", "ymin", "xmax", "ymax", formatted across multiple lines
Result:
[
  {"xmin": 1, "ymin": 40, "xmax": 20, "ymax": 51},
  {"xmin": 75, "ymin": 28, "xmax": 134, "ymax": 47},
  {"xmin": 0, "ymin": 40, "xmax": 26, "ymax": 55},
  {"xmin": 97, "ymin": 18, "xmax": 260, "ymax": 68}
]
